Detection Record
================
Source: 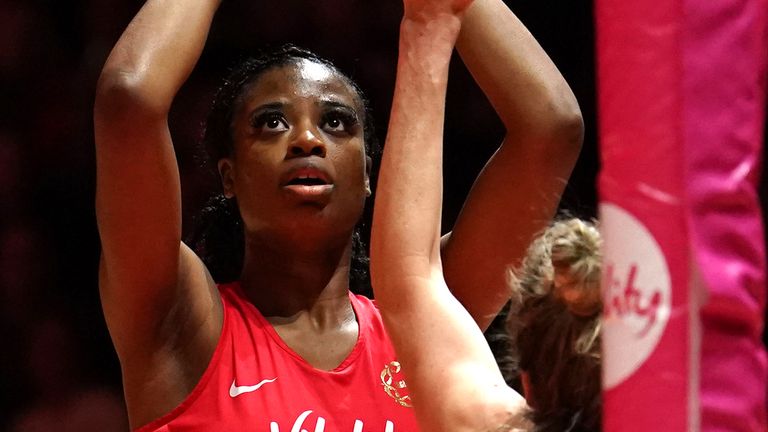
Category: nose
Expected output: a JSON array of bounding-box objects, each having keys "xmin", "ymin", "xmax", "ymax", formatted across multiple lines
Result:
[{"xmin": 288, "ymin": 127, "xmax": 327, "ymax": 158}]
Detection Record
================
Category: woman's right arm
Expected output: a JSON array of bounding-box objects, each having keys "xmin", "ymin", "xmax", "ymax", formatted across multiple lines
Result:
[
  {"xmin": 94, "ymin": 0, "xmax": 223, "ymax": 425},
  {"xmin": 370, "ymin": 1, "xmax": 528, "ymax": 430}
]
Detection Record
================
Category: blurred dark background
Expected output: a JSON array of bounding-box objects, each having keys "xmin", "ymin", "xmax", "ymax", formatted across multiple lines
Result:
[{"xmin": 0, "ymin": 0, "xmax": 763, "ymax": 430}]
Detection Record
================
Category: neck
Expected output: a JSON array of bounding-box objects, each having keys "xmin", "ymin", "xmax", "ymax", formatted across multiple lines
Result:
[{"xmin": 239, "ymin": 231, "xmax": 354, "ymax": 318}]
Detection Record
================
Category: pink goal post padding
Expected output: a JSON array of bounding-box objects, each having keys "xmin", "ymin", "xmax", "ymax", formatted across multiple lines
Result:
[{"xmin": 595, "ymin": 0, "xmax": 767, "ymax": 430}]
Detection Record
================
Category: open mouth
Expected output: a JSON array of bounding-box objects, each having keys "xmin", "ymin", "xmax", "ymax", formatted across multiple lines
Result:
[
  {"xmin": 280, "ymin": 167, "xmax": 333, "ymax": 202},
  {"xmin": 286, "ymin": 176, "xmax": 329, "ymax": 186}
]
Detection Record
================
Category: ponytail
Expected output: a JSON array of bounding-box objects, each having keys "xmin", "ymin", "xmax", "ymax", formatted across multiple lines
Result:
[
  {"xmin": 187, "ymin": 194, "xmax": 244, "ymax": 283},
  {"xmin": 506, "ymin": 218, "xmax": 603, "ymax": 432}
]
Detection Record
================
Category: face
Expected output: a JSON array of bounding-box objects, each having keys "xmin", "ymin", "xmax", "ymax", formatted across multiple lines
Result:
[
  {"xmin": 219, "ymin": 59, "xmax": 371, "ymax": 246},
  {"xmin": 555, "ymin": 274, "xmax": 601, "ymax": 316}
]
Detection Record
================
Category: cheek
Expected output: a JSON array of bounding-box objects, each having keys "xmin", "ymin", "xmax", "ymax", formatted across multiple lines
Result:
[
  {"xmin": 231, "ymin": 148, "xmax": 281, "ymax": 206},
  {"xmin": 331, "ymin": 144, "xmax": 368, "ymax": 187},
  {"xmin": 234, "ymin": 142, "xmax": 283, "ymax": 182},
  {"xmin": 233, "ymin": 164, "xmax": 264, "ymax": 198},
  {"xmin": 561, "ymin": 287, "xmax": 581, "ymax": 304}
]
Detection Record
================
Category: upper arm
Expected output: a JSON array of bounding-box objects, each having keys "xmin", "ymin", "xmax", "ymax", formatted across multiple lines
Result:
[
  {"xmin": 443, "ymin": 0, "xmax": 584, "ymax": 331},
  {"xmin": 441, "ymin": 132, "xmax": 581, "ymax": 330},
  {"xmin": 94, "ymin": 71, "xmax": 182, "ymax": 314},
  {"xmin": 93, "ymin": 0, "xmax": 224, "ymax": 354},
  {"xmin": 378, "ymin": 275, "xmax": 528, "ymax": 432},
  {"xmin": 99, "ymin": 243, "xmax": 222, "ymax": 428},
  {"xmin": 94, "ymin": 74, "xmax": 217, "ymax": 356}
]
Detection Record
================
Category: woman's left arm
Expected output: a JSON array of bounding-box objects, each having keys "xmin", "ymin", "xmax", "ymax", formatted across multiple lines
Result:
[{"xmin": 442, "ymin": 0, "xmax": 584, "ymax": 331}]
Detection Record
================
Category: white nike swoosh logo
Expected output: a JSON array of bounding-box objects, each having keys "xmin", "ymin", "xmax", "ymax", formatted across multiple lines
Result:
[{"xmin": 229, "ymin": 377, "xmax": 277, "ymax": 398}]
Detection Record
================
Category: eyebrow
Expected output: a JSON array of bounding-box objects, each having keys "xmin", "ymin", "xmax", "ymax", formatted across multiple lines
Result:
[
  {"xmin": 250, "ymin": 102, "xmax": 284, "ymax": 114},
  {"xmin": 247, "ymin": 99, "xmax": 360, "ymax": 119},
  {"xmin": 318, "ymin": 100, "xmax": 359, "ymax": 117}
]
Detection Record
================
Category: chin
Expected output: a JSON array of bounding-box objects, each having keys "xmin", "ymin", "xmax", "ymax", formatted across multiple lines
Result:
[
  {"xmin": 244, "ymin": 195, "xmax": 364, "ymax": 245},
  {"xmin": 273, "ymin": 210, "xmax": 359, "ymax": 244}
]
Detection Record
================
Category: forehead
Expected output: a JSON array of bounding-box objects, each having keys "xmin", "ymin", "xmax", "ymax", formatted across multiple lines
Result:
[{"xmin": 240, "ymin": 59, "xmax": 363, "ymax": 112}]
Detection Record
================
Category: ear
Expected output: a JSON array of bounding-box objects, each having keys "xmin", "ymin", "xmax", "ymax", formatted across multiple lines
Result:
[
  {"xmin": 364, "ymin": 155, "xmax": 373, "ymax": 197},
  {"xmin": 217, "ymin": 158, "xmax": 236, "ymax": 198}
]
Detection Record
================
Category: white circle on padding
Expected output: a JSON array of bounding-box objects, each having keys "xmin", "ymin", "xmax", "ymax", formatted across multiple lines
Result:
[{"xmin": 600, "ymin": 202, "xmax": 672, "ymax": 389}]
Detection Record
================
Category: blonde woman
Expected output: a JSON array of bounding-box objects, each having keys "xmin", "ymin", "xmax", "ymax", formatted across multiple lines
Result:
[{"xmin": 508, "ymin": 219, "xmax": 602, "ymax": 431}]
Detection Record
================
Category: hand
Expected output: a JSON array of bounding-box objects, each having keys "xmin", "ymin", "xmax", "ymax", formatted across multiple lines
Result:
[{"xmin": 402, "ymin": 0, "xmax": 475, "ymax": 21}]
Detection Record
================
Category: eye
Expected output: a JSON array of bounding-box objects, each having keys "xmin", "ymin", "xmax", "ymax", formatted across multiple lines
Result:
[
  {"xmin": 324, "ymin": 117, "xmax": 344, "ymax": 131},
  {"xmin": 252, "ymin": 112, "xmax": 289, "ymax": 134},
  {"xmin": 321, "ymin": 110, "xmax": 359, "ymax": 135}
]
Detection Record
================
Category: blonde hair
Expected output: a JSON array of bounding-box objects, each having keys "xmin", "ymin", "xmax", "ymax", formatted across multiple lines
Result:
[{"xmin": 506, "ymin": 218, "xmax": 602, "ymax": 432}]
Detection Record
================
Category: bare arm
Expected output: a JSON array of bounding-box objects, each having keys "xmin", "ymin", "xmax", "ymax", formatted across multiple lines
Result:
[
  {"xmin": 443, "ymin": 0, "xmax": 584, "ymax": 330},
  {"xmin": 94, "ymin": 0, "xmax": 222, "ymax": 426},
  {"xmin": 370, "ymin": 2, "xmax": 527, "ymax": 430}
]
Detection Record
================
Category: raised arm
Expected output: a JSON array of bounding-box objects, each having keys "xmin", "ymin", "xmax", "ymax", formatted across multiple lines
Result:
[
  {"xmin": 94, "ymin": 0, "xmax": 223, "ymax": 426},
  {"xmin": 442, "ymin": 0, "xmax": 584, "ymax": 330},
  {"xmin": 370, "ymin": 1, "xmax": 527, "ymax": 430}
]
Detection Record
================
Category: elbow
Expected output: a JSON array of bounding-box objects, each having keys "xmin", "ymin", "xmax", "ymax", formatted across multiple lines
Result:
[
  {"xmin": 94, "ymin": 69, "xmax": 168, "ymax": 122},
  {"xmin": 552, "ymin": 99, "xmax": 584, "ymax": 159},
  {"xmin": 444, "ymin": 383, "xmax": 529, "ymax": 431},
  {"xmin": 537, "ymin": 86, "xmax": 584, "ymax": 152},
  {"xmin": 546, "ymin": 82, "xmax": 584, "ymax": 149},
  {"xmin": 505, "ymin": 91, "xmax": 584, "ymax": 163}
]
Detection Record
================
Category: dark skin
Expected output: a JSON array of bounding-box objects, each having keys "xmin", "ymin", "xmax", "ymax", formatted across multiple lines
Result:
[
  {"xmin": 219, "ymin": 61, "xmax": 370, "ymax": 369},
  {"xmin": 98, "ymin": 60, "xmax": 369, "ymax": 427},
  {"xmin": 94, "ymin": 0, "xmax": 581, "ymax": 429}
]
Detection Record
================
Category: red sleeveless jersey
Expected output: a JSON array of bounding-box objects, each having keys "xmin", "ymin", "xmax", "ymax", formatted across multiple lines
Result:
[{"xmin": 136, "ymin": 282, "xmax": 419, "ymax": 432}]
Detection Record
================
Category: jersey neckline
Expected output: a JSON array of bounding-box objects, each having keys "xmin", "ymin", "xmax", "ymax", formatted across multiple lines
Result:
[{"xmin": 227, "ymin": 281, "xmax": 367, "ymax": 374}]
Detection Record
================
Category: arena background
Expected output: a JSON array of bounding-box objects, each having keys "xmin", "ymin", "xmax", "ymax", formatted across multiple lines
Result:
[{"xmin": 0, "ymin": 0, "xmax": 764, "ymax": 429}]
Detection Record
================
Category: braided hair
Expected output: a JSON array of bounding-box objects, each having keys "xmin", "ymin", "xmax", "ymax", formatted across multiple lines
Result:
[{"xmin": 187, "ymin": 45, "xmax": 377, "ymax": 295}]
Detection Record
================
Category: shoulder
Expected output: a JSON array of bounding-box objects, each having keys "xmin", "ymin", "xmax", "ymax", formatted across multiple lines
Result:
[
  {"xmin": 350, "ymin": 293, "xmax": 398, "ymax": 354},
  {"xmin": 351, "ymin": 292, "xmax": 378, "ymax": 309},
  {"xmin": 216, "ymin": 281, "xmax": 240, "ymax": 303},
  {"xmin": 350, "ymin": 293, "xmax": 385, "ymax": 329}
]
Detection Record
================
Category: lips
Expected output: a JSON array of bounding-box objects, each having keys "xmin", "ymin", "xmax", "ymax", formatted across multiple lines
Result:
[
  {"xmin": 280, "ymin": 165, "xmax": 334, "ymax": 202},
  {"xmin": 280, "ymin": 166, "xmax": 332, "ymax": 187}
]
